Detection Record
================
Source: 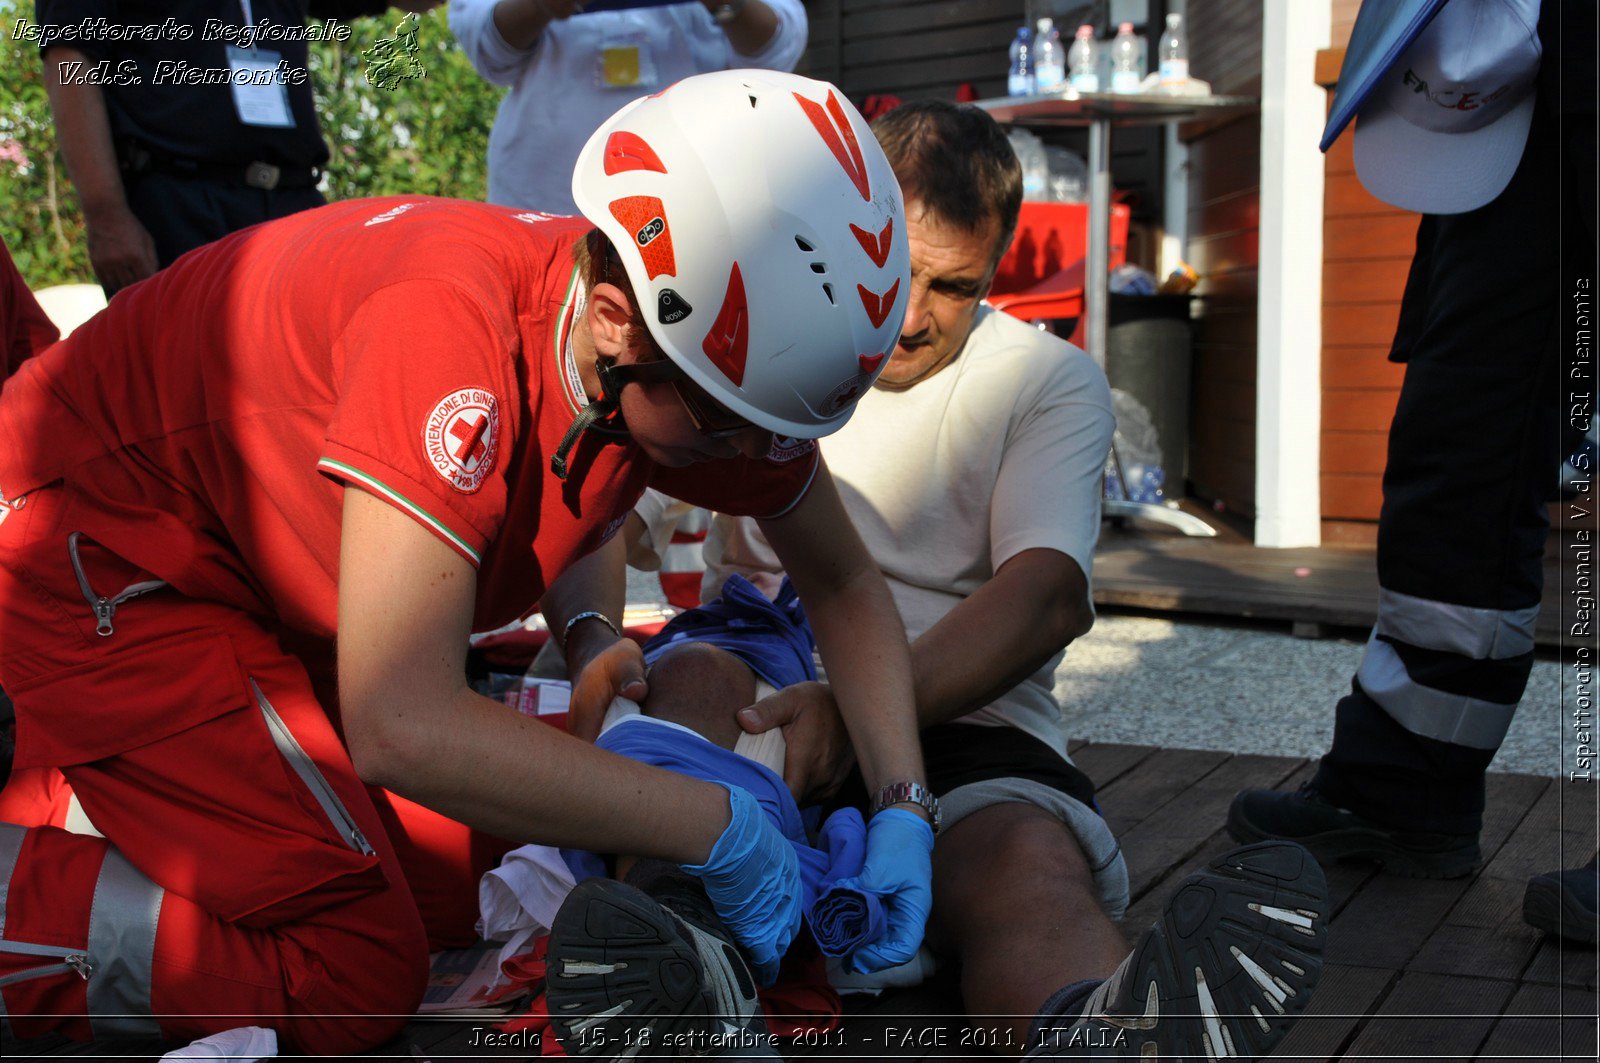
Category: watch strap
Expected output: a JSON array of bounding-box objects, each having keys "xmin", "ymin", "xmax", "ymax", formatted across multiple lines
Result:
[{"xmin": 872, "ymin": 780, "xmax": 942, "ymax": 834}]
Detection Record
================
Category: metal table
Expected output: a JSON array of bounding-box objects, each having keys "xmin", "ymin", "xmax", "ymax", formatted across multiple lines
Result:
[{"xmin": 975, "ymin": 90, "xmax": 1255, "ymax": 537}]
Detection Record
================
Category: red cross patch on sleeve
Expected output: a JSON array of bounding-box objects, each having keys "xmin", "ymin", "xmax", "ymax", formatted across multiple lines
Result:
[{"xmin": 423, "ymin": 387, "xmax": 501, "ymax": 493}]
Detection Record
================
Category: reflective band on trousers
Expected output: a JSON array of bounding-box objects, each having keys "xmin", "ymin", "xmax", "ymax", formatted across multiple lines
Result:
[
  {"xmin": 86, "ymin": 846, "xmax": 165, "ymax": 1038},
  {"xmin": 0, "ymin": 825, "xmax": 162, "ymax": 1035},
  {"xmin": 1374, "ymin": 588, "xmax": 1539, "ymax": 661},
  {"xmin": 1357, "ymin": 636, "xmax": 1518, "ymax": 750}
]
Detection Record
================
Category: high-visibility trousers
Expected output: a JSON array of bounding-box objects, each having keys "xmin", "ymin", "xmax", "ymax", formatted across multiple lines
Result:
[{"xmin": 0, "ymin": 484, "xmax": 504, "ymax": 1052}]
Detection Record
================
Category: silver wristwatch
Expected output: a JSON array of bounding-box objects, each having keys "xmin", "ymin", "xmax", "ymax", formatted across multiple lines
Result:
[
  {"xmin": 872, "ymin": 781, "xmax": 942, "ymax": 834},
  {"xmin": 712, "ymin": 0, "xmax": 748, "ymax": 24}
]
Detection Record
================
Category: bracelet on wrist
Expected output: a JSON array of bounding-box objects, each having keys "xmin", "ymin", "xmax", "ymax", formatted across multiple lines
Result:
[
  {"xmin": 561, "ymin": 610, "xmax": 620, "ymax": 645},
  {"xmin": 872, "ymin": 780, "xmax": 942, "ymax": 834}
]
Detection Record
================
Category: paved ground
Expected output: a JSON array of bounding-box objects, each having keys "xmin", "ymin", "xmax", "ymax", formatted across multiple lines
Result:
[
  {"xmin": 1053, "ymin": 612, "xmax": 1568, "ymax": 777},
  {"xmin": 627, "ymin": 567, "xmax": 1570, "ymax": 777}
]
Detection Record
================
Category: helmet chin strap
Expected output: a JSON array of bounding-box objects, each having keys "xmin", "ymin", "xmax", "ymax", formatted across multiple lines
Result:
[
  {"xmin": 550, "ymin": 356, "xmax": 689, "ymax": 480},
  {"xmin": 549, "ymin": 358, "xmax": 638, "ymax": 481}
]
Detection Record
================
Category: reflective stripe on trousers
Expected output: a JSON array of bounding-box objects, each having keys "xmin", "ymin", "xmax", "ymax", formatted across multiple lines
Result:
[
  {"xmin": 0, "ymin": 822, "xmax": 164, "ymax": 1038},
  {"xmin": 1355, "ymin": 589, "xmax": 1541, "ymax": 751}
]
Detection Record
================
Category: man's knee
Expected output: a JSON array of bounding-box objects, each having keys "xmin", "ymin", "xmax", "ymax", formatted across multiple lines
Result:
[
  {"xmin": 640, "ymin": 642, "xmax": 758, "ymax": 748},
  {"xmin": 937, "ymin": 802, "xmax": 1098, "ymax": 899}
]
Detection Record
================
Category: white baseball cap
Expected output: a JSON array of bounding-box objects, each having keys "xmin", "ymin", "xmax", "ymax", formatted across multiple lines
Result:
[{"xmin": 1353, "ymin": 0, "xmax": 1541, "ymax": 214}]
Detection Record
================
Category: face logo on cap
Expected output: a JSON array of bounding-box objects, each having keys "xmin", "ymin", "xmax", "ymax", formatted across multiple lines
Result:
[
  {"xmin": 792, "ymin": 89, "xmax": 872, "ymax": 202},
  {"xmin": 1400, "ymin": 68, "xmax": 1513, "ymax": 113},
  {"xmin": 423, "ymin": 388, "xmax": 500, "ymax": 493}
]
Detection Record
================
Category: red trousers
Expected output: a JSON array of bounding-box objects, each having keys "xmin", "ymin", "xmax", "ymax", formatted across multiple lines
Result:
[{"xmin": 0, "ymin": 485, "xmax": 509, "ymax": 1053}]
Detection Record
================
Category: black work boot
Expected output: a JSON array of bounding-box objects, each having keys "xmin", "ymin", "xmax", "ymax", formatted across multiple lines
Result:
[{"xmin": 1228, "ymin": 783, "xmax": 1480, "ymax": 879}]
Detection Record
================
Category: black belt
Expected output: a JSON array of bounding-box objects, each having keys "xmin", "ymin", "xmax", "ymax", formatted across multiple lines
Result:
[{"xmin": 119, "ymin": 139, "xmax": 320, "ymax": 191}]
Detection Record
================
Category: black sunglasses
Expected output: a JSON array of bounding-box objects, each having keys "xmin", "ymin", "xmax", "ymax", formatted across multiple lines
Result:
[{"xmin": 601, "ymin": 359, "xmax": 755, "ymax": 439}]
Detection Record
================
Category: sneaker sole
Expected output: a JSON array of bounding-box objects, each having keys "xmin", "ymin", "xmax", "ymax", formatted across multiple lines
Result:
[
  {"xmin": 545, "ymin": 878, "xmax": 775, "ymax": 1060},
  {"xmin": 1226, "ymin": 799, "xmax": 1479, "ymax": 880},
  {"xmin": 1522, "ymin": 878, "xmax": 1600, "ymax": 945},
  {"xmin": 1036, "ymin": 840, "xmax": 1329, "ymax": 1060}
]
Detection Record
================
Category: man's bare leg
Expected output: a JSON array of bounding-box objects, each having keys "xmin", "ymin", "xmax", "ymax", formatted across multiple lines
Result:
[{"xmin": 929, "ymin": 803, "xmax": 1128, "ymax": 1055}]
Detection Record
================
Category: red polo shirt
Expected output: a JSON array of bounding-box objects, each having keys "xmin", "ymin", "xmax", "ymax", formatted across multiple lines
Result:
[{"xmin": 0, "ymin": 197, "xmax": 817, "ymax": 653}]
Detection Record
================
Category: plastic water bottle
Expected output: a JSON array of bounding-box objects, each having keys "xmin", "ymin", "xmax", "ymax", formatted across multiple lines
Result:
[
  {"xmin": 1110, "ymin": 22, "xmax": 1142, "ymax": 93},
  {"xmin": 1034, "ymin": 18, "xmax": 1065, "ymax": 92},
  {"xmin": 1068, "ymin": 24, "xmax": 1099, "ymax": 93},
  {"xmin": 1007, "ymin": 25, "xmax": 1035, "ymax": 97},
  {"xmin": 1158, "ymin": 13, "xmax": 1189, "ymax": 87}
]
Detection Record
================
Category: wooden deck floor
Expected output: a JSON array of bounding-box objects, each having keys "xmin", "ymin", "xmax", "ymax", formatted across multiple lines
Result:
[
  {"xmin": 1091, "ymin": 527, "xmax": 1572, "ymax": 650},
  {"xmin": 5, "ymin": 742, "xmax": 1595, "ymax": 1061}
]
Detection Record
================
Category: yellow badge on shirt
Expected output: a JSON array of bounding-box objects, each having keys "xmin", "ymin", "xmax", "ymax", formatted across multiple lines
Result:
[
  {"xmin": 598, "ymin": 35, "xmax": 657, "ymax": 90},
  {"xmin": 601, "ymin": 46, "xmax": 641, "ymax": 87}
]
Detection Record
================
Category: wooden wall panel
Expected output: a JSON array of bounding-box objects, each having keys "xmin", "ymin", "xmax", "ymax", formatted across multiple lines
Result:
[
  {"xmin": 1331, "ymin": 0, "xmax": 1362, "ymax": 50},
  {"xmin": 1321, "ymin": 472, "xmax": 1384, "ymax": 520},
  {"xmin": 1318, "ymin": 16, "xmax": 1419, "ymax": 527},
  {"xmin": 1322, "ymin": 344, "xmax": 1405, "ymax": 389},
  {"xmin": 798, "ymin": 0, "xmax": 1027, "ymax": 100}
]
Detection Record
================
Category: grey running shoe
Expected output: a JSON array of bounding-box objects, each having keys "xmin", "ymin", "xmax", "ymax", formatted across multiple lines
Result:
[
  {"xmin": 1029, "ymin": 841, "xmax": 1328, "ymax": 1060},
  {"xmin": 1228, "ymin": 784, "xmax": 1480, "ymax": 879},
  {"xmin": 545, "ymin": 876, "xmax": 778, "ymax": 1060}
]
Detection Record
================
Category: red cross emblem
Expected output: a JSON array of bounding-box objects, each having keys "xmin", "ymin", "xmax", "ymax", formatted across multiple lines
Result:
[
  {"xmin": 448, "ymin": 413, "xmax": 490, "ymax": 468},
  {"xmin": 424, "ymin": 388, "xmax": 500, "ymax": 493}
]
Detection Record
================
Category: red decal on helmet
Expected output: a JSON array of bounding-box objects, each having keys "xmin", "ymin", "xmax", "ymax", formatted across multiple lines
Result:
[
  {"xmin": 604, "ymin": 131, "xmax": 668, "ymax": 176},
  {"xmin": 703, "ymin": 262, "xmax": 749, "ymax": 387},
  {"xmin": 850, "ymin": 218, "xmax": 894, "ymax": 268},
  {"xmin": 856, "ymin": 279, "xmax": 901, "ymax": 329},
  {"xmin": 608, "ymin": 196, "xmax": 677, "ymax": 280},
  {"xmin": 793, "ymin": 90, "xmax": 871, "ymax": 202},
  {"xmin": 859, "ymin": 352, "xmax": 885, "ymax": 374}
]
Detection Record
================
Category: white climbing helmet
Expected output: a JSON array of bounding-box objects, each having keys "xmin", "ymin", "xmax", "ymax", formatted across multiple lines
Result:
[{"xmin": 571, "ymin": 69, "xmax": 910, "ymax": 439}]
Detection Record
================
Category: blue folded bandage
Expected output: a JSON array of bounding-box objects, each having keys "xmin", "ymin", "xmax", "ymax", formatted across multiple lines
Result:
[
  {"xmin": 597, "ymin": 718, "xmax": 886, "ymax": 963},
  {"xmin": 642, "ymin": 574, "xmax": 817, "ymax": 690}
]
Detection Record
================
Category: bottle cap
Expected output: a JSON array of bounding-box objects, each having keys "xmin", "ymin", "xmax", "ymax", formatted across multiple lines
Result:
[
  {"xmin": 1037, "ymin": 17, "xmax": 1053, "ymax": 32},
  {"xmin": 1118, "ymin": 22, "xmax": 1133, "ymax": 33},
  {"xmin": 1167, "ymin": 13, "xmax": 1182, "ymax": 26},
  {"xmin": 1076, "ymin": 23, "xmax": 1094, "ymax": 38}
]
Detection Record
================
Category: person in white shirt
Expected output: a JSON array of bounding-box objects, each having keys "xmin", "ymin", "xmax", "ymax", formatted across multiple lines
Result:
[
  {"xmin": 450, "ymin": 0, "xmax": 806, "ymax": 214},
  {"xmin": 679, "ymin": 101, "xmax": 1330, "ymax": 1060}
]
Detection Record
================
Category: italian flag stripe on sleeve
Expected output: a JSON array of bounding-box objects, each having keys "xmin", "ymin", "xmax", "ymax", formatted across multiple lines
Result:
[{"xmin": 318, "ymin": 458, "xmax": 482, "ymax": 566}]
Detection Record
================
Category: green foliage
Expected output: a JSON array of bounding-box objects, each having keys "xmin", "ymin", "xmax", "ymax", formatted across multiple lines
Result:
[
  {"xmin": 0, "ymin": 7, "xmax": 502, "ymax": 286},
  {"xmin": 312, "ymin": 8, "xmax": 500, "ymax": 204},
  {"xmin": 0, "ymin": 8, "xmax": 91, "ymax": 285}
]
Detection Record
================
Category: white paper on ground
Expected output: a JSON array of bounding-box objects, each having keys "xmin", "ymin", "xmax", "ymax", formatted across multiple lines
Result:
[
  {"xmin": 161, "ymin": 1025, "xmax": 277, "ymax": 1060},
  {"xmin": 478, "ymin": 842, "xmax": 580, "ymax": 978},
  {"xmin": 826, "ymin": 946, "xmax": 940, "ymax": 996}
]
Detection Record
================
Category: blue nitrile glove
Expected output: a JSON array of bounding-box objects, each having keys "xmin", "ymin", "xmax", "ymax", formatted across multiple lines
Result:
[
  {"xmin": 680, "ymin": 782, "xmax": 803, "ymax": 987},
  {"xmin": 839, "ymin": 807, "xmax": 935, "ymax": 973}
]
